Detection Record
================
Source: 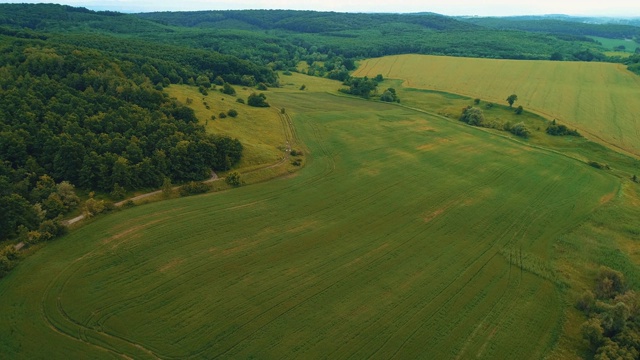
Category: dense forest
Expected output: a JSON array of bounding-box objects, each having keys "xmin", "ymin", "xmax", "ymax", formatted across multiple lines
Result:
[{"xmin": 0, "ymin": 27, "xmax": 259, "ymax": 247}]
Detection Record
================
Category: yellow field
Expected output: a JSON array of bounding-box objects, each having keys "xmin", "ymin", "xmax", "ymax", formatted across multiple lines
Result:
[
  {"xmin": 165, "ymin": 85, "xmax": 287, "ymax": 172},
  {"xmin": 354, "ymin": 54, "xmax": 640, "ymax": 157}
]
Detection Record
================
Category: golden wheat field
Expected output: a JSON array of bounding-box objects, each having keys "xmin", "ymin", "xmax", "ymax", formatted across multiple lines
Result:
[{"xmin": 354, "ymin": 54, "xmax": 640, "ymax": 157}]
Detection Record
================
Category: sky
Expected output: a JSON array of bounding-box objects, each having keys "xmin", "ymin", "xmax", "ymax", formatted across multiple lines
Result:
[{"xmin": 3, "ymin": 0, "xmax": 640, "ymax": 17}]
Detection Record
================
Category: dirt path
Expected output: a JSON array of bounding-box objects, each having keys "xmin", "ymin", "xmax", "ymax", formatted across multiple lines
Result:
[{"xmin": 63, "ymin": 107, "xmax": 296, "ymax": 228}]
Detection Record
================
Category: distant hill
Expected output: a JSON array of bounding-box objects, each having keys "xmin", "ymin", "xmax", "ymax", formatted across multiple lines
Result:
[{"xmin": 461, "ymin": 16, "xmax": 640, "ymax": 40}]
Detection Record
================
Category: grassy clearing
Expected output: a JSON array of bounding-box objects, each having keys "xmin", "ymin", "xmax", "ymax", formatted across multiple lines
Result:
[
  {"xmin": 354, "ymin": 54, "xmax": 640, "ymax": 157},
  {"xmin": 165, "ymin": 85, "xmax": 286, "ymax": 172},
  {"xmin": 0, "ymin": 74, "xmax": 621, "ymax": 358},
  {"xmin": 589, "ymin": 36, "xmax": 639, "ymax": 53}
]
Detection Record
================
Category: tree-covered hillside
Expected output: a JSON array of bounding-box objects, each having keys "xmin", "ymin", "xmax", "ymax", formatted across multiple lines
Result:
[
  {"xmin": 0, "ymin": 4, "xmax": 614, "ymax": 66},
  {"xmin": 462, "ymin": 17, "xmax": 640, "ymax": 40},
  {"xmin": 0, "ymin": 33, "xmax": 254, "ymax": 245}
]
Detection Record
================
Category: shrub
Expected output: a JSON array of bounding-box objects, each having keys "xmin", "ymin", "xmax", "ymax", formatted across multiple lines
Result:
[
  {"xmin": 299, "ymin": 84, "xmax": 306, "ymax": 90},
  {"xmin": 485, "ymin": 102, "xmax": 494, "ymax": 108},
  {"xmin": 515, "ymin": 105, "xmax": 524, "ymax": 115},
  {"xmin": 256, "ymin": 82, "xmax": 268, "ymax": 90},
  {"xmin": 227, "ymin": 109, "xmax": 238, "ymax": 118},
  {"xmin": 589, "ymin": 161, "xmax": 610, "ymax": 170},
  {"xmin": 509, "ymin": 122, "xmax": 530, "ymax": 138},
  {"xmin": 221, "ymin": 83, "xmax": 236, "ymax": 95},
  {"xmin": 225, "ymin": 172, "xmax": 242, "ymax": 187},
  {"xmin": 236, "ymin": 98, "xmax": 245, "ymax": 104},
  {"xmin": 460, "ymin": 106, "xmax": 485, "ymax": 126},
  {"xmin": 179, "ymin": 181, "xmax": 209, "ymax": 196},
  {"xmin": 219, "ymin": 112, "xmax": 227, "ymax": 119},
  {"xmin": 290, "ymin": 149, "xmax": 303, "ymax": 157},
  {"xmin": 474, "ymin": 98, "xmax": 481, "ymax": 105},
  {"xmin": 546, "ymin": 120, "xmax": 580, "ymax": 136}
]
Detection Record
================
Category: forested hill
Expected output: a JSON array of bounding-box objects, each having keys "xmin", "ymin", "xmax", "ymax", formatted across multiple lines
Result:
[
  {"xmin": 462, "ymin": 16, "xmax": 640, "ymax": 40},
  {"xmin": 136, "ymin": 10, "xmax": 478, "ymax": 32},
  {"xmin": 135, "ymin": 9, "xmax": 603, "ymax": 61},
  {"xmin": 0, "ymin": 4, "xmax": 619, "ymax": 63}
]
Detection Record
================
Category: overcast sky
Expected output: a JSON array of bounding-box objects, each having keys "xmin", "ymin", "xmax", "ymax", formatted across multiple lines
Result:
[{"xmin": 3, "ymin": 0, "xmax": 640, "ymax": 16}]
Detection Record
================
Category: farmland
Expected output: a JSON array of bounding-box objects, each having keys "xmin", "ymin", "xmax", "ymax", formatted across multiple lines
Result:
[
  {"xmin": 0, "ymin": 75, "xmax": 622, "ymax": 358},
  {"xmin": 354, "ymin": 54, "xmax": 640, "ymax": 157}
]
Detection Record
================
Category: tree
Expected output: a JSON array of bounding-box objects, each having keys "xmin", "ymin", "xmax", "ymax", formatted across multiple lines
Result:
[
  {"xmin": 227, "ymin": 109, "xmax": 238, "ymax": 117},
  {"xmin": 225, "ymin": 172, "xmax": 242, "ymax": 187},
  {"xmin": 582, "ymin": 317, "xmax": 605, "ymax": 349},
  {"xmin": 380, "ymin": 88, "xmax": 399, "ymax": 103},
  {"xmin": 460, "ymin": 106, "xmax": 485, "ymax": 126},
  {"xmin": 515, "ymin": 105, "xmax": 524, "ymax": 115},
  {"xmin": 506, "ymin": 94, "xmax": 518, "ymax": 107},
  {"xmin": 596, "ymin": 266, "xmax": 626, "ymax": 299},
  {"xmin": 509, "ymin": 122, "xmax": 530, "ymax": 138},
  {"xmin": 222, "ymin": 83, "xmax": 236, "ymax": 95},
  {"xmin": 247, "ymin": 93, "xmax": 270, "ymax": 107},
  {"xmin": 161, "ymin": 177, "xmax": 173, "ymax": 198}
]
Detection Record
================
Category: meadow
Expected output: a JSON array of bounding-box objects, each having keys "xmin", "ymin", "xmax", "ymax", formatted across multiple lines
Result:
[
  {"xmin": 0, "ymin": 74, "xmax": 624, "ymax": 359},
  {"xmin": 354, "ymin": 54, "xmax": 640, "ymax": 157}
]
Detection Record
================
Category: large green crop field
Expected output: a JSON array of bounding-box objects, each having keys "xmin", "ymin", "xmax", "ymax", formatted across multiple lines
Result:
[
  {"xmin": 0, "ymin": 75, "xmax": 621, "ymax": 358},
  {"xmin": 354, "ymin": 54, "xmax": 640, "ymax": 157}
]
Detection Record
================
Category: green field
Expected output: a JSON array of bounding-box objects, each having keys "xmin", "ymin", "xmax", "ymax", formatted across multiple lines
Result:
[
  {"xmin": 0, "ymin": 75, "xmax": 621, "ymax": 358},
  {"xmin": 354, "ymin": 54, "xmax": 640, "ymax": 157},
  {"xmin": 589, "ymin": 36, "xmax": 639, "ymax": 53}
]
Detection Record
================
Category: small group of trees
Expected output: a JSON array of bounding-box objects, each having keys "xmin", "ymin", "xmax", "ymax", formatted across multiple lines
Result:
[
  {"xmin": 339, "ymin": 75, "xmax": 383, "ymax": 99},
  {"xmin": 546, "ymin": 120, "xmax": 580, "ymax": 136},
  {"xmin": 460, "ymin": 106, "xmax": 530, "ymax": 138},
  {"xmin": 579, "ymin": 267, "xmax": 640, "ymax": 359},
  {"xmin": 380, "ymin": 88, "xmax": 400, "ymax": 103}
]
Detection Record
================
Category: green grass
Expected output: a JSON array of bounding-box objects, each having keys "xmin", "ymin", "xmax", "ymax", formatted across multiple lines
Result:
[
  {"xmin": 0, "ymin": 75, "xmax": 621, "ymax": 358},
  {"xmin": 589, "ymin": 36, "xmax": 639, "ymax": 53},
  {"xmin": 355, "ymin": 54, "xmax": 640, "ymax": 158}
]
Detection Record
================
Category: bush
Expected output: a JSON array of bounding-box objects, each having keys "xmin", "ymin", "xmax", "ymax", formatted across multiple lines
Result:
[
  {"xmin": 227, "ymin": 109, "xmax": 238, "ymax": 117},
  {"xmin": 515, "ymin": 105, "xmax": 524, "ymax": 115},
  {"xmin": 485, "ymin": 102, "xmax": 494, "ymax": 108},
  {"xmin": 219, "ymin": 112, "xmax": 227, "ymax": 119},
  {"xmin": 221, "ymin": 83, "xmax": 236, "ymax": 95},
  {"xmin": 474, "ymin": 98, "xmax": 481, "ymax": 105},
  {"xmin": 290, "ymin": 149, "xmax": 303, "ymax": 157},
  {"xmin": 460, "ymin": 106, "xmax": 485, "ymax": 126},
  {"xmin": 225, "ymin": 172, "xmax": 242, "ymax": 187},
  {"xmin": 179, "ymin": 181, "xmax": 209, "ymax": 196},
  {"xmin": 299, "ymin": 84, "xmax": 306, "ymax": 90},
  {"xmin": 589, "ymin": 161, "xmax": 611, "ymax": 170},
  {"xmin": 596, "ymin": 266, "xmax": 626, "ymax": 299},
  {"xmin": 247, "ymin": 93, "xmax": 270, "ymax": 107},
  {"xmin": 236, "ymin": 98, "xmax": 245, "ymax": 104},
  {"xmin": 509, "ymin": 122, "xmax": 530, "ymax": 138},
  {"xmin": 546, "ymin": 120, "xmax": 580, "ymax": 136},
  {"xmin": 256, "ymin": 82, "xmax": 268, "ymax": 90}
]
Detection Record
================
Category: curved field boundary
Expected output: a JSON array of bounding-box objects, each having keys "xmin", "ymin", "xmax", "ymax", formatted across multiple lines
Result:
[
  {"xmin": 354, "ymin": 54, "xmax": 640, "ymax": 158},
  {"xmin": 63, "ymin": 107, "xmax": 298, "ymax": 228}
]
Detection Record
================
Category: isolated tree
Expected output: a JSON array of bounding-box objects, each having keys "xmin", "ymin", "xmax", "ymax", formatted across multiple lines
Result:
[
  {"xmin": 506, "ymin": 94, "xmax": 518, "ymax": 107},
  {"xmin": 227, "ymin": 109, "xmax": 238, "ymax": 118},
  {"xmin": 247, "ymin": 93, "xmax": 270, "ymax": 107}
]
